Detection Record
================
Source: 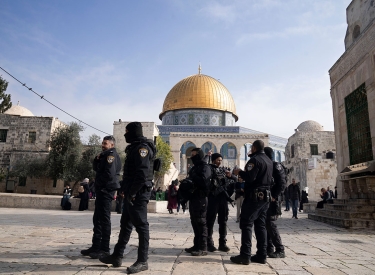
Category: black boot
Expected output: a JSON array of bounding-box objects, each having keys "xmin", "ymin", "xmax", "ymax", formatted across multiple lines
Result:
[
  {"xmin": 99, "ymin": 254, "xmax": 123, "ymax": 267},
  {"xmin": 230, "ymin": 254, "xmax": 250, "ymax": 265},
  {"xmin": 218, "ymin": 243, "xmax": 230, "ymax": 252},
  {"xmin": 80, "ymin": 247, "xmax": 96, "ymax": 256},
  {"xmin": 127, "ymin": 261, "xmax": 148, "ymax": 274}
]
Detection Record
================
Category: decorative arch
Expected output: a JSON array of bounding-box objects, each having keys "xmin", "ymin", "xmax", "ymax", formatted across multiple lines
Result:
[
  {"xmin": 180, "ymin": 141, "xmax": 196, "ymax": 174},
  {"xmin": 220, "ymin": 142, "xmax": 237, "ymax": 169},
  {"xmin": 240, "ymin": 143, "xmax": 252, "ymax": 161},
  {"xmin": 201, "ymin": 141, "xmax": 218, "ymax": 155}
]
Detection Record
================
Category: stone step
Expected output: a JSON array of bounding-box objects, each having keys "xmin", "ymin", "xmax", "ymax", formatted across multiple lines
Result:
[
  {"xmin": 323, "ymin": 204, "xmax": 375, "ymax": 212},
  {"xmin": 308, "ymin": 213, "xmax": 375, "ymax": 229},
  {"xmin": 315, "ymin": 209, "xmax": 375, "ymax": 220},
  {"xmin": 333, "ymin": 199, "xmax": 375, "ymax": 205}
]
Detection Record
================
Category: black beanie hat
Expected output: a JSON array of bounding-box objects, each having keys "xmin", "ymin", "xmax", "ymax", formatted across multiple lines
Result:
[
  {"xmin": 211, "ymin": 153, "xmax": 223, "ymax": 162},
  {"xmin": 264, "ymin": 147, "xmax": 273, "ymax": 160},
  {"xmin": 124, "ymin": 122, "xmax": 143, "ymax": 143},
  {"xmin": 191, "ymin": 148, "xmax": 204, "ymax": 162}
]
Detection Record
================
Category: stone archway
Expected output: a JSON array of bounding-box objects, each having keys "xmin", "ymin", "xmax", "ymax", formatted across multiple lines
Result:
[
  {"xmin": 201, "ymin": 141, "xmax": 218, "ymax": 155},
  {"xmin": 220, "ymin": 142, "xmax": 237, "ymax": 169},
  {"xmin": 180, "ymin": 141, "xmax": 196, "ymax": 174}
]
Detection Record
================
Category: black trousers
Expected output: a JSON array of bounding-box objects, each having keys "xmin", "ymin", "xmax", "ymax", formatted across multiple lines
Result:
[
  {"xmin": 240, "ymin": 198, "xmax": 269, "ymax": 260},
  {"xmin": 266, "ymin": 218, "xmax": 284, "ymax": 253},
  {"xmin": 207, "ymin": 193, "xmax": 228, "ymax": 247},
  {"xmin": 92, "ymin": 189, "xmax": 115, "ymax": 252},
  {"xmin": 113, "ymin": 198, "xmax": 149, "ymax": 262},
  {"xmin": 189, "ymin": 196, "xmax": 208, "ymax": 251}
]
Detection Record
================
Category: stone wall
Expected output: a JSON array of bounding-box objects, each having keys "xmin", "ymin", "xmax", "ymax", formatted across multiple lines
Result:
[
  {"xmin": 344, "ymin": 0, "xmax": 375, "ymax": 49},
  {"xmin": 0, "ymin": 193, "xmax": 168, "ymax": 213},
  {"xmin": 0, "ymin": 177, "xmax": 80, "ymax": 196},
  {"xmin": 0, "ymin": 115, "xmax": 65, "ymax": 167},
  {"xmin": 330, "ymin": 6, "xmax": 375, "ymax": 175}
]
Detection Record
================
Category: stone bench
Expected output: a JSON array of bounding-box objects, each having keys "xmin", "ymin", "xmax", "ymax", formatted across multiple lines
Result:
[
  {"xmin": 0, "ymin": 193, "xmax": 168, "ymax": 213},
  {"xmin": 303, "ymin": 202, "xmax": 317, "ymax": 213}
]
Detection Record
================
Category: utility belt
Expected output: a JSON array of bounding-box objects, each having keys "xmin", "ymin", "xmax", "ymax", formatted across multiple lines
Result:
[{"xmin": 249, "ymin": 188, "xmax": 271, "ymax": 202}]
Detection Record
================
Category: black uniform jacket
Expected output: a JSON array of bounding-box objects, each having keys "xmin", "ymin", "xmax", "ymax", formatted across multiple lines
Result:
[
  {"xmin": 123, "ymin": 137, "xmax": 155, "ymax": 198},
  {"xmin": 271, "ymin": 161, "xmax": 286, "ymax": 200},
  {"xmin": 239, "ymin": 150, "xmax": 273, "ymax": 198},
  {"xmin": 93, "ymin": 147, "xmax": 121, "ymax": 191},
  {"xmin": 188, "ymin": 160, "xmax": 212, "ymax": 198}
]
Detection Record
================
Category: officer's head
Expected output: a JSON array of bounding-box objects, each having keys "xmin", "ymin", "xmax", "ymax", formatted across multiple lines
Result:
[
  {"xmin": 124, "ymin": 122, "xmax": 143, "ymax": 143},
  {"xmin": 264, "ymin": 147, "xmax": 273, "ymax": 160},
  {"xmin": 211, "ymin": 153, "xmax": 223, "ymax": 167},
  {"xmin": 102, "ymin": 136, "xmax": 116, "ymax": 151},
  {"xmin": 191, "ymin": 148, "xmax": 204, "ymax": 164},
  {"xmin": 292, "ymin": 178, "xmax": 296, "ymax": 185},
  {"xmin": 251, "ymin": 140, "xmax": 264, "ymax": 154}
]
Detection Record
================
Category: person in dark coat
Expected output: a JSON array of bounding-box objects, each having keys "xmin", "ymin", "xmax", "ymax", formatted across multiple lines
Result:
[
  {"xmin": 287, "ymin": 179, "xmax": 300, "ymax": 219},
  {"xmin": 299, "ymin": 187, "xmax": 309, "ymax": 212},
  {"xmin": 61, "ymin": 184, "xmax": 72, "ymax": 209},
  {"xmin": 317, "ymin": 188, "xmax": 330, "ymax": 208},
  {"xmin": 167, "ymin": 179, "xmax": 179, "ymax": 214},
  {"xmin": 283, "ymin": 186, "xmax": 290, "ymax": 211},
  {"xmin": 78, "ymin": 178, "xmax": 90, "ymax": 211}
]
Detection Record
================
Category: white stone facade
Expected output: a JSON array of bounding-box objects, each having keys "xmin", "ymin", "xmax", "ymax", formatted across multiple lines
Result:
[{"xmin": 284, "ymin": 121, "xmax": 337, "ymax": 201}]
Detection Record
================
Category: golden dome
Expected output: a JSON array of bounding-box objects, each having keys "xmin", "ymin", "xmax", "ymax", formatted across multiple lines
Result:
[{"xmin": 160, "ymin": 73, "xmax": 238, "ymax": 121}]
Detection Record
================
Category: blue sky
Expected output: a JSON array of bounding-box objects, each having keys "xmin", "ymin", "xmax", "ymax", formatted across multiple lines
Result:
[{"xmin": 0, "ymin": 0, "xmax": 352, "ymax": 142}]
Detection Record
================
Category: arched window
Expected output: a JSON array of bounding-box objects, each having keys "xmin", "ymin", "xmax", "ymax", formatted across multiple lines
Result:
[{"xmin": 353, "ymin": 25, "xmax": 360, "ymax": 40}]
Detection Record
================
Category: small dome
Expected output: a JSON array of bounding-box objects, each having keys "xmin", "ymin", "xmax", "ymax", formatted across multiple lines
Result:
[
  {"xmin": 4, "ymin": 102, "xmax": 34, "ymax": 116},
  {"xmin": 296, "ymin": 120, "xmax": 324, "ymax": 132}
]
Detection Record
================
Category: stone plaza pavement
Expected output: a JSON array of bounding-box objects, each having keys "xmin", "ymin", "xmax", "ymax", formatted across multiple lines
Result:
[{"xmin": 1, "ymin": 206, "xmax": 375, "ymax": 275}]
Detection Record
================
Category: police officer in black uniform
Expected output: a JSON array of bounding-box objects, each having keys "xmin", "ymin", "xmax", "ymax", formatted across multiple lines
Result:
[
  {"xmin": 231, "ymin": 140, "xmax": 273, "ymax": 265},
  {"xmin": 264, "ymin": 147, "xmax": 286, "ymax": 258},
  {"xmin": 81, "ymin": 136, "xmax": 121, "ymax": 259},
  {"xmin": 99, "ymin": 122, "xmax": 155, "ymax": 274},
  {"xmin": 184, "ymin": 148, "xmax": 212, "ymax": 256},
  {"xmin": 206, "ymin": 153, "xmax": 235, "ymax": 252}
]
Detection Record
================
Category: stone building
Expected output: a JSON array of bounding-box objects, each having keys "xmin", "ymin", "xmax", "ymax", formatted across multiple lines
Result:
[
  {"xmin": 0, "ymin": 103, "xmax": 66, "ymax": 194},
  {"xmin": 309, "ymin": 0, "xmax": 375, "ymax": 228},
  {"xmin": 113, "ymin": 67, "xmax": 287, "ymax": 186},
  {"xmin": 284, "ymin": 120, "xmax": 337, "ymax": 202},
  {"xmin": 157, "ymin": 67, "xmax": 287, "ymax": 178}
]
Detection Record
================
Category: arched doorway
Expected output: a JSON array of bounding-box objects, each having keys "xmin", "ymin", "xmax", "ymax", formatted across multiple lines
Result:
[
  {"xmin": 220, "ymin": 142, "xmax": 237, "ymax": 169},
  {"xmin": 180, "ymin": 141, "xmax": 196, "ymax": 174}
]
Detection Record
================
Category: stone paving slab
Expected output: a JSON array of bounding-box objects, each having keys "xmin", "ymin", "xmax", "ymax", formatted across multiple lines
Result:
[{"xmin": 1, "ymin": 207, "xmax": 375, "ymax": 274}]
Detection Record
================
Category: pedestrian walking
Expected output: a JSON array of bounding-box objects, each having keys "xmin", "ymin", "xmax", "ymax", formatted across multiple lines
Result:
[{"xmin": 287, "ymin": 179, "xmax": 301, "ymax": 219}]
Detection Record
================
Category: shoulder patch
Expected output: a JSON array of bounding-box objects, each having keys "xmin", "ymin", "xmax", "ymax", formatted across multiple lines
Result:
[
  {"xmin": 246, "ymin": 163, "xmax": 254, "ymax": 171},
  {"xmin": 139, "ymin": 148, "xmax": 149, "ymax": 158},
  {"xmin": 107, "ymin": 156, "xmax": 115, "ymax": 163},
  {"xmin": 276, "ymin": 163, "xmax": 282, "ymax": 171}
]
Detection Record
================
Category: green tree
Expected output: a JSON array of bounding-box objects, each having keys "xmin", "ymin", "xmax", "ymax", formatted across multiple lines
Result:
[
  {"xmin": 76, "ymin": 134, "xmax": 102, "ymax": 181},
  {"xmin": 9, "ymin": 157, "xmax": 47, "ymax": 179},
  {"xmin": 154, "ymin": 136, "xmax": 173, "ymax": 186},
  {"xmin": 0, "ymin": 76, "xmax": 12, "ymax": 113},
  {"xmin": 46, "ymin": 122, "xmax": 84, "ymax": 185}
]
